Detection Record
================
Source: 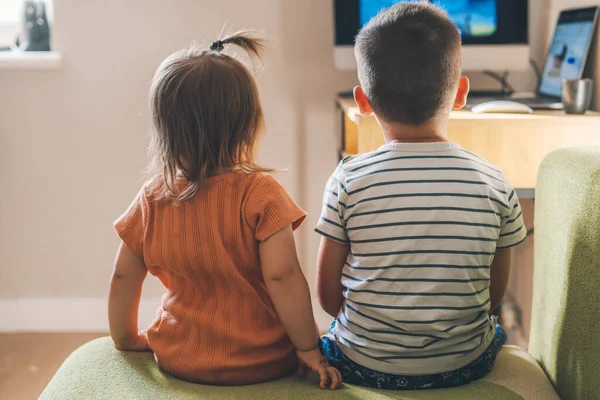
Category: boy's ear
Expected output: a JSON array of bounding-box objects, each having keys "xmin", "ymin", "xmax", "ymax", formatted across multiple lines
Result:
[
  {"xmin": 353, "ymin": 86, "xmax": 374, "ymax": 116},
  {"xmin": 453, "ymin": 76, "xmax": 470, "ymax": 110}
]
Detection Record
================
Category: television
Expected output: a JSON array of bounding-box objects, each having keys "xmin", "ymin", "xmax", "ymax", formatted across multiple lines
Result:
[{"xmin": 334, "ymin": 0, "xmax": 530, "ymax": 71}]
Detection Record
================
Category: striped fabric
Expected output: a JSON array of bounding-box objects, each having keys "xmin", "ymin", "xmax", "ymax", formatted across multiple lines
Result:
[{"xmin": 316, "ymin": 142, "xmax": 526, "ymax": 375}]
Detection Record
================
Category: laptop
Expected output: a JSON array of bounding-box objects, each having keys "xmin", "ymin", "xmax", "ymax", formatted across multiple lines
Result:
[{"xmin": 468, "ymin": 6, "xmax": 599, "ymax": 110}]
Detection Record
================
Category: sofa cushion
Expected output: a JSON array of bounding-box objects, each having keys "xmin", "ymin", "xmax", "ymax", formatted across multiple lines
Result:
[{"xmin": 40, "ymin": 338, "xmax": 559, "ymax": 400}]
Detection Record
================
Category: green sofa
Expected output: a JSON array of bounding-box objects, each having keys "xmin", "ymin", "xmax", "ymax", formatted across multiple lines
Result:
[
  {"xmin": 42, "ymin": 147, "xmax": 600, "ymax": 399},
  {"xmin": 529, "ymin": 146, "xmax": 600, "ymax": 400}
]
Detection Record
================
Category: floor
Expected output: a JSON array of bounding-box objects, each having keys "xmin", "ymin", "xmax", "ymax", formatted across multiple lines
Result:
[{"xmin": 0, "ymin": 333, "xmax": 106, "ymax": 400}]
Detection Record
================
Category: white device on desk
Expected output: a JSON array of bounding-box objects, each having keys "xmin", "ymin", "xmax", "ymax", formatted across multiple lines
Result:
[
  {"xmin": 471, "ymin": 101, "xmax": 534, "ymax": 114},
  {"xmin": 333, "ymin": 0, "xmax": 529, "ymax": 71}
]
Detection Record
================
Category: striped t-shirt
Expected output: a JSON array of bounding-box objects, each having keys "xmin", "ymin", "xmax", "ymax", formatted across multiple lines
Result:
[{"xmin": 315, "ymin": 142, "xmax": 526, "ymax": 375}]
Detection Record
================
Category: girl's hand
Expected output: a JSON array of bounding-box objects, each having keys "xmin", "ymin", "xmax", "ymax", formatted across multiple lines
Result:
[
  {"xmin": 114, "ymin": 330, "xmax": 151, "ymax": 352},
  {"xmin": 297, "ymin": 348, "xmax": 342, "ymax": 390}
]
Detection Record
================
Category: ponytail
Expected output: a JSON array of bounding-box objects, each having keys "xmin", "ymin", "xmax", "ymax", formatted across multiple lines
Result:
[{"xmin": 209, "ymin": 30, "xmax": 265, "ymax": 62}]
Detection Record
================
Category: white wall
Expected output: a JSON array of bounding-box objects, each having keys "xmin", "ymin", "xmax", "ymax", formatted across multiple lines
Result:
[
  {"xmin": 2, "ymin": 0, "xmax": 595, "ymax": 330},
  {"xmin": 0, "ymin": 0, "xmax": 355, "ymax": 308}
]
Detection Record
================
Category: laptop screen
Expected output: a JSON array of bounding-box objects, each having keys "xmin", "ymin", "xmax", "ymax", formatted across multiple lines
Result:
[{"xmin": 538, "ymin": 7, "xmax": 598, "ymax": 98}]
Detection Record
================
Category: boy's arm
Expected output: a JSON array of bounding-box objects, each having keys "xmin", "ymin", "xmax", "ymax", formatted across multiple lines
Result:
[
  {"xmin": 260, "ymin": 225, "xmax": 342, "ymax": 390},
  {"xmin": 316, "ymin": 237, "xmax": 350, "ymax": 318},
  {"xmin": 315, "ymin": 162, "xmax": 350, "ymax": 318},
  {"xmin": 489, "ymin": 247, "xmax": 512, "ymax": 310},
  {"xmin": 108, "ymin": 242, "xmax": 150, "ymax": 351},
  {"xmin": 491, "ymin": 182, "xmax": 526, "ymax": 311}
]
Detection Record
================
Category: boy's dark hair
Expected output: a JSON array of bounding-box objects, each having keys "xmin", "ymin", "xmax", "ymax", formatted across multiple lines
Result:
[{"xmin": 355, "ymin": 2, "xmax": 462, "ymax": 125}]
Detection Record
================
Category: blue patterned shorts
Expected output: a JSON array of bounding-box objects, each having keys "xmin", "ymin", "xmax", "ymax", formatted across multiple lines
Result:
[{"xmin": 319, "ymin": 324, "xmax": 507, "ymax": 390}]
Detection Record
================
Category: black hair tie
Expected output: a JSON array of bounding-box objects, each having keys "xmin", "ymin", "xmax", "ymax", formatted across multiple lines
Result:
[{"xmin": 210, "ymin": 40, "xmax": 224, "ymax": 52}]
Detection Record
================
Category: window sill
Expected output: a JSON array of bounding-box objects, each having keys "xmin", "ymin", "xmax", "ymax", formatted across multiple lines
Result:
[{"xmin": 0, "ymin": 51, "xmax": 62, "ymax": 69}]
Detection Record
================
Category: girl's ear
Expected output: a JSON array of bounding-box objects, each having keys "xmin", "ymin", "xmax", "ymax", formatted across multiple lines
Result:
[{"xmin": 353, "ymin": 86, "xmax": 374, "ymax": 116}]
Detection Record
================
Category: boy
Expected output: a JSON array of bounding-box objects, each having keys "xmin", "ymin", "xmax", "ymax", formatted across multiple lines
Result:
[{"xmin": 315, "ymin": 2, "xmax": 526, "ymax": 390}]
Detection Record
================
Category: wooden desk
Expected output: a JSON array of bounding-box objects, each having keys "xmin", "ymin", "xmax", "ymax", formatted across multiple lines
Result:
[{"xmin": 337, "ymin": 97, "xmax": 600, "ymax": 190}]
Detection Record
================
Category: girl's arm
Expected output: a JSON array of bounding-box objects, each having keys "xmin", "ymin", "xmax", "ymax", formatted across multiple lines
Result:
[
  {"xmin": 108, "ymin": 242, "xmax": 150, "ymax": 351},
  {"xmin": 316, "ymin": 237, "xmax": 350, "ymax": 318},
  {"xmin": 260, "ymin": 226, "xmax": 342, "ymax": 390}
]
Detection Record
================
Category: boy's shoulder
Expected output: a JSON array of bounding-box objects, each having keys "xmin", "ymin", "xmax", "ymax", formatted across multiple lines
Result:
[
  {"xmin": 453, "ymin": 148, "xmax": 512, "ymax": 188},
  {"xmin": 338, "ymin": 145, "xmax": 506, "ymax": 168},
  {"xmin": 336, "ymin": 148, "xmax": 392, "ymax": 177},
  {"xmin": 337, "ymin": 145, "xmax": 510, "ymax": 189},
  {"xmin": 456, "ymin": 147, "xmax": 497, "ymax": 165},
  {"xmin": 456, "ymin": 148, "xmax": 504, "ymax": 173}
]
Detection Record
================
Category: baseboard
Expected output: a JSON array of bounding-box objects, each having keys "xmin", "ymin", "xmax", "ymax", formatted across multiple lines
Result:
[{"xmin": 0, "ymin": 297, "xmax": 334, "ymax": 333}]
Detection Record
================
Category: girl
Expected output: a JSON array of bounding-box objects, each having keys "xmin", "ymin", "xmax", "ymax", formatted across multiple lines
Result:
[{"xmin": 108, "ymin": 32, "xmax": 341, "ymax": 389}]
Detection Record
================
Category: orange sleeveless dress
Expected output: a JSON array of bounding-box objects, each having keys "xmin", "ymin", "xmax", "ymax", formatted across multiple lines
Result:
[{"xmin": 114, "ymin": 171, "xmax": 306, "ymax": 384}]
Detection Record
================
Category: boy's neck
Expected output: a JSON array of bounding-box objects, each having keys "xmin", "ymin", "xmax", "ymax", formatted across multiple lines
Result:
[{"xmin": 378, "ymin": 116, "xmax": 449, "ymax": 144}]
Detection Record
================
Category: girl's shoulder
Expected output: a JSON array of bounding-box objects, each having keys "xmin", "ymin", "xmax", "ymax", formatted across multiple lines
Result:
[
  {"xmin": 208, "ymin": 170, "xmax": 275, "ymax": 195},
  {"xmin": 140, "ymin": 176, "xmax": 165, "ymax": 202},
  {"xmin": 242, "ymin": 172, "xmax": 306, "ymax": 239},
  {"xmin": 139, "ymin": 171, "xmax": 289, "ymax": 204},
  {"xmin": 244, "ymin": 172, "xmax": 289, "ymax": 197}
]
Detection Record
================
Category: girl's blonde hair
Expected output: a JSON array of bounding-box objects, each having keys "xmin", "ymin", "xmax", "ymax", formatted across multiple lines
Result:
[{"xmin": 148, "ymin": 31, "xmax": 270, "ymax": 204}]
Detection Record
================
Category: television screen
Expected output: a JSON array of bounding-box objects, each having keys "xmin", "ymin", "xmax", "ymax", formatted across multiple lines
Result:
[
  {"xmin": 359, "ymin": 0, "xmax": 498, "ymax": 37},
  {"xmin": 334, "ymin": 0, "xmax": 529, "ymax": 70}
]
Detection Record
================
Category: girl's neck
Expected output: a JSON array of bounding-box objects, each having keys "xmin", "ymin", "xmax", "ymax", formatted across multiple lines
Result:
[
  {"xmin": 211, "ymin": 167, "xmax": 233, "ymax": 177},
  {"xmin": 176, "ymin": 167, "xmax": 233, "ymax": 180}
]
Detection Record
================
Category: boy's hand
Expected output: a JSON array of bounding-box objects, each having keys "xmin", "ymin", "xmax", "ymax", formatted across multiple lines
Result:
[
  {"xmin": 114, "ymin": 330, "xmax": 151, "ymax": 352},
  {"xmin": 297, "ymin": 348, "xmax": 342, "ymax": 390}
]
